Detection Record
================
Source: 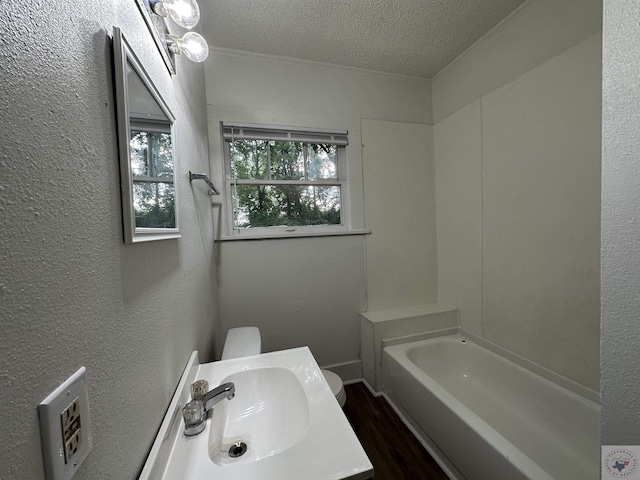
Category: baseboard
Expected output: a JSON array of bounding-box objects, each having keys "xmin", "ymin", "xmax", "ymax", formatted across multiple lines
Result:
[{"xmin": 320, "ymin": 359, "xmax": 363, "ymax": 382}]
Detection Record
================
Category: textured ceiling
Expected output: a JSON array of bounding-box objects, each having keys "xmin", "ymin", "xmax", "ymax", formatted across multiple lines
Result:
[{"xmin": 198, "ymin": 0, "xmax": 529, "ymax": 78}]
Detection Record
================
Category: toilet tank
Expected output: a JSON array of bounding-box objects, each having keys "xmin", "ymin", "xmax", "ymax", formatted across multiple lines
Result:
[{"xmin": 221, "ymin": 327, "xmax": 262, "ymax": 360}]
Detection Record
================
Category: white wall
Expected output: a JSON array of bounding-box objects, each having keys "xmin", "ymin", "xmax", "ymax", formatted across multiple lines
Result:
[
  {"xmin": 0, "ymin": 2, "xmax": 218, "ymax": 478},
  {"xmin": 482, "ymin": 34, "xmax": 601, "ymax": 389},
  {"xmin": 205, "ymin": 50, "xmax": 432, "ymax": 125},
  {"xmin": 601, "ymin": 0, "xmax": 640, "ymax": 443},
  {"xmin": 204, "ymin": 51, "xmax": 433, "ymax": 369},
  {"xmin": 362, "ymin": 119, "xmax": 438, "ymax": 310},
  {"xmin": 434, "ymin": 101, "xmax": 484, "ymax": 333},
  {"xmin": 432, "ymin": 0, "xmax": 603, "ymax": 123},
  {"xmin": 215, "ymin": 236, "xmax": 367, "ymax": 367},
  {"xmin": 434, "ymin": 4, "xmax": 602, "ymax": 390}
]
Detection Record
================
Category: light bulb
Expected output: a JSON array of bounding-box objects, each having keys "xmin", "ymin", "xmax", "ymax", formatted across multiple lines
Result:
[
  {"xmin": 169, "ymin": 32, "xmax": 209, "ymax": 62},
  {"xmin": 152, "ymin": 0, "xmax": 200, "ymax": 29}
]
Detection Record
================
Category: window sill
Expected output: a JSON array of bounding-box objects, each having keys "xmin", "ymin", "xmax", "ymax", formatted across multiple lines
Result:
[{"xmin": 215, "ymin": 229, "xmax": 371, "ymax": 242}]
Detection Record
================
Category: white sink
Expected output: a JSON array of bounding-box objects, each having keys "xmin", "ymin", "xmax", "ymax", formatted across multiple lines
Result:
[
  {"xmin": 141, "ymin": 347, "xmax": 373, "ymax": 480},
  {"xmin": 208, "ymin": 366, "xmax": 310, "ymax": 465}
]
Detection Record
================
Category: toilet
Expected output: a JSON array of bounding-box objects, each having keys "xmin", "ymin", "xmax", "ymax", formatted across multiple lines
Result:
[
  {"xmin": 221, "ymin": 327, "xmax": 346, "ymax": 408},
  {"xmin": 321, "ymin": 368, "xmax": 346, "ymax": 408},
  {"xmin": 221, "ymin": 326, "xmax": 262, "ymax": 360}
]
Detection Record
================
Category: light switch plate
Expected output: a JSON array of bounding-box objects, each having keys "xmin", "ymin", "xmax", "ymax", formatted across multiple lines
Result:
[{"xmin": 38, "ymin": 367, "xmax": 92, "ymax": 480}]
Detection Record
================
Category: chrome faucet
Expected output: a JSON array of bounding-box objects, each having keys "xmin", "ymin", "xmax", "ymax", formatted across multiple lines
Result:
[
  {"xmin": 203, "ymin": 382, "xmax": 235, "ymax": 410},
  {"xmin": 183, "ymin": 381, "xmax": 235, "ymax": 436}
]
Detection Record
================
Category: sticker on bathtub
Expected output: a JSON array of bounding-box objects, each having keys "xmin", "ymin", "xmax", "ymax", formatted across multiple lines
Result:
[{"xmin": 603, "ymin": 446, "xmax": 640, "ymax": 479}]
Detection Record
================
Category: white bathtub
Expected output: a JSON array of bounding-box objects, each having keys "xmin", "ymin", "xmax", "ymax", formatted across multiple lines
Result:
[{"xmin": 382, "ymin": 335, "xmax": 600, "ymax": 480}]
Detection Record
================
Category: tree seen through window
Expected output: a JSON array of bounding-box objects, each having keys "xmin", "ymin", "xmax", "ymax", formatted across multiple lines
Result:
[
  {"xmin": 230, "ymin": 139, "xmax": 341, "ymax": 229},
  {"xmin": 130, "ymin": 129, "xmax": 175, "ymax": 228}
]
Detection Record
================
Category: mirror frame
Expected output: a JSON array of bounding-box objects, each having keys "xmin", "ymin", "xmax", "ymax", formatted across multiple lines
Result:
[{"xmin": 112, "ymin": 26, "xmax": 180, "ymax": 244}]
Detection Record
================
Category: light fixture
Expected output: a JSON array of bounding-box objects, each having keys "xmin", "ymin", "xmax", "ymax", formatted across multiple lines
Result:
[
  {"xmin": 167, "ymin": 32, "xmax": 209, "ymax": 62},
  {"xmin": 150, "ymin": 0, "xmax": 200, "ymax": 29},
  {"xmin": 147, "ymin": 0, "xmax": 209, "ymax": 66}
]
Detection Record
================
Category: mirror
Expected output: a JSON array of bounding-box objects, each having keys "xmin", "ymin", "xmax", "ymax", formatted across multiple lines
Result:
[{"xmin": 113, "ymin": 27, "xmax": 180, "ymax": 243}]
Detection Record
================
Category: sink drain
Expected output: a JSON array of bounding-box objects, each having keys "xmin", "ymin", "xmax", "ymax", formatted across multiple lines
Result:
[{"xmin": 229, "ymin": 442, "xmax": 248, "ymax": 458}]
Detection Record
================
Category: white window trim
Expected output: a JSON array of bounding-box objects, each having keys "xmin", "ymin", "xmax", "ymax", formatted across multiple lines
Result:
[{"xmin": 217, "ymin": 121, "xmax": 368, "ymax": 240}]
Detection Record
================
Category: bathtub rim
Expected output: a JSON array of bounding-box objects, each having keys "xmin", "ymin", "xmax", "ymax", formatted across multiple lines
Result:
[{"xmin": 382, "ymin": 327, "xmax": 599, "ymax": 404}]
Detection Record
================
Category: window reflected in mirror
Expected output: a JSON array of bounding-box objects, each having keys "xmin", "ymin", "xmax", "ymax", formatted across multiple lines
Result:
[
  {"xmin": 129, "ymin": 121, "xmax": 175, "ymax": 228},
  {"xmin": 113, "ymin": 27, "xmax": 179, "ymax": 243}
]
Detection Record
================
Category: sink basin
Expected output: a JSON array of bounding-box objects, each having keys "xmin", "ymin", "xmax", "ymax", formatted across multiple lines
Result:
[
  {"xmin": 144, "ymin": 347, "xmax": 372, "ymax": 480},
  {"xmin": 208, "ymin": 367, "xmax": 310, "ymax": 465}
]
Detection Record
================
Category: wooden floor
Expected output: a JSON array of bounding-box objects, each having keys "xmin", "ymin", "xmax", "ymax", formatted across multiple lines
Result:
[{"xmin": 342, "ymin": 382, "xmax": 449, "ymax": 480}]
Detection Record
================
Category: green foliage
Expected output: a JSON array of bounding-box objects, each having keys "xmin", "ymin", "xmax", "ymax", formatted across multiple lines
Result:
[
  {"xmin": 231, "ymin": 140, "xmax": 341, "ymax": 228},
  {"xmin": 133, "ymin": 182, "xmax": 176, "ymax": 228},
  {"xmin": 130, "ymin": 129, "xmax": 176, "ymax": 228}
]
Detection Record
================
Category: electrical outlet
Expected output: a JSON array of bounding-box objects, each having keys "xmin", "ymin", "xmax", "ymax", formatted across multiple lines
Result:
[
  {"xmin": 39, "ymin": 367, "xmax": 92, "ymax": 480},
  {"xmin": 61, "ymin": 397, "xmax": 81, "ymax": 463}
]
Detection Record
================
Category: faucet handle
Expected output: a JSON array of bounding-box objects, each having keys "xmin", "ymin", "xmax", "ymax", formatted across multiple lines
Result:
[
  {"xmin": 190, "ymin": 379, "xmax": 209, "ymax": 400},
  {"xmin": 183, "ymin": 399, "xmax": 206, "ymax": 436}
]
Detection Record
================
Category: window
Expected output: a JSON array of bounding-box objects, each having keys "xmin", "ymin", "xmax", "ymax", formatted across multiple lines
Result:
[
  {"xmin": 129, "ymin": 118, "xmax": 176, "ymax": 229},
  {"xmin": 222, "ymin": 123, "xmax": 352, "ymax": 237}
]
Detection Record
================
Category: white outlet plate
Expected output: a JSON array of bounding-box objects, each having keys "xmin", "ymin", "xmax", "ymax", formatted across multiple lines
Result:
[{"xmin": 39, "ymin": 367, "xmax": 92, "ymax": 480}]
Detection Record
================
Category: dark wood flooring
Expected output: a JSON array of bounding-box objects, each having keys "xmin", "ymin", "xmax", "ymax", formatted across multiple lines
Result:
[{"xmin": 342, "ymin": 382, "xmax": 449, "ymax": 480}]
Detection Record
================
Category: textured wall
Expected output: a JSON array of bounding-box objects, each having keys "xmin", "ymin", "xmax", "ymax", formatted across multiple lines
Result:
[
  {"xmin": 601, "ymin": 0, "xmax": 640, "ymax": 443},
  {"xmin": 433, "ymin": 19, "xmax": 602, "ymax": 388},
  {"xmin": 0, "ymin": 1, "xmax": 218, "ymax": 479}
]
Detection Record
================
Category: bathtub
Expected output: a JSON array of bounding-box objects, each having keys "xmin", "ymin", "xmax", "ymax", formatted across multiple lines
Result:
[{"xmin": 382, "ymin": 335, "xmax": 599, "ymax": 480}]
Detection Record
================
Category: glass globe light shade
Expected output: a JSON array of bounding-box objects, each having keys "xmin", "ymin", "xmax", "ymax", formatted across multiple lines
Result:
[
  {"xmin": 154, "ymin": 0, "xmax": 200, "ymax": 29},
  {"xmin": 171, "ymin": 32, "xmax": 209, "ymax": 63}
]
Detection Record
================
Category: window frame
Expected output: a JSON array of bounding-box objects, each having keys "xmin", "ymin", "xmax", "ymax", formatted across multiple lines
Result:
[{"xmin": 221, "ymin": 122, "xmax": 358, "ymax": 239}]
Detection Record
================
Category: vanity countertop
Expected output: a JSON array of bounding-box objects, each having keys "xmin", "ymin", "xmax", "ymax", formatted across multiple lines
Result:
[{"xmin": 140, "ymin": 347, "xmax": 373, "ymax": 480}]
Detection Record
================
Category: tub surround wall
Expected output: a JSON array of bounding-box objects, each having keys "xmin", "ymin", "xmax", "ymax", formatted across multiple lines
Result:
[
  {"xmin": 432, "ymin": 0, "xmax": 603, "ymax": 124},
  {"xmin": 433, "ymin": 2, "xmax": 602, "ymax": 391},
  {"xmin": 481, "ymin": 35, "xmax": 601, "ymax": 390},
  {"xmin": 205, "ymin": 52, "xmax": 433, "ymax": 370},
  {"xmin": 433, "ymin": 101, "xmax": 483, "ymax": 335},
  {"xmin": 601, "ymin": 0, "xmax": 640, "ymax": 444},
  {"xmin": 0, "ymin": 1, "xmax": 218, "ymax": 479},
  {"xmin": 361, "ymin": 119, "xmax": 438, "ymax": 312},
  {"xmin": 360, "ymin": 304, "xmax": 457, "ymax": 390},
  {"xmin": 457, "ymin": 328, "xmax": 599, "ymax": 403}
]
